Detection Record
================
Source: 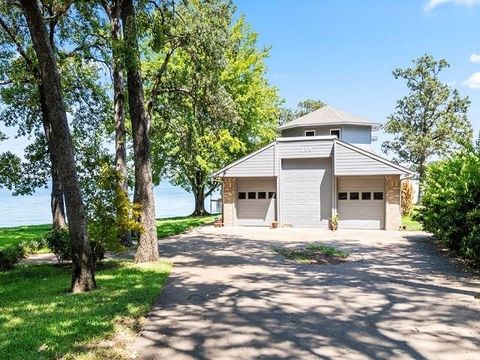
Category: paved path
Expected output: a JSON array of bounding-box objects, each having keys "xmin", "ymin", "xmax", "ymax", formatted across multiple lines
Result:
[{"xmin": 132, "ymin": 227, "xmax": 480, "ymax": 360}]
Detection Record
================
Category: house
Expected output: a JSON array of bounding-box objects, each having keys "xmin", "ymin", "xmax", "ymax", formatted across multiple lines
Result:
[{"xmin": 212, "ymin": 105, "xmax": 414, "ymax": 230}]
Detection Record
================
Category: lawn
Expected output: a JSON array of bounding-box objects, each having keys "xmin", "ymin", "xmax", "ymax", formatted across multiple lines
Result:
[
  {"xmin": 0, "ymin": 260, "xmax": 170, "ymax": 359},
  {"xmin": 156, "ymin": 214, "xmax": 217, "ymax": 239},
  {"xmin": 401, "ymin": 209, "xmax": 423, "ymax": 231},
  {"xmin": 0, "ymin": 224, "xmax": 51, "ymax": 252}
]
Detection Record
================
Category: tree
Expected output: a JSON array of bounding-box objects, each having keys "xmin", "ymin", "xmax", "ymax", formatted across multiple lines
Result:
[
  {"xmin": 122, "ymin": 0, "xmax": 158, "ymax": 262},
  {"xmin": 382, "ymin": 55, "xmax": 472, "ymax": 199},
  {"xmin": 279, "ymin": 98, "xmax": 325, "ymax": 125},
  {"xmin": 19, "ymin": 0, "xmax": 96, "ymax": 292},
  {"xmin": 147, "ymin": 4, "xmax": 281, "ymax": 216}
]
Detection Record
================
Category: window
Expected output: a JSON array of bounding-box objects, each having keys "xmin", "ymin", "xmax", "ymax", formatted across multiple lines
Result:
[
  {"xmin": 248, "ymin": 192, "xmax": 256, "ymax": 199},
  {"xmin": 373, "ymin": 192, "xmax": 384, "ymax": 200},
  {"xmin": 238, "ymin": 192, "xmax": 246, "ymax": 200},
  {"xmin": 258, "ymin": 192, "xmax": 266, "ymax": 199},
  {"xmin": 338, "ymin": 192, "xmax": 348, "ymax": 200},
  {"xmin": 330, "ymin": 129, "xmax": 341, "ymax": 139},
  {"xmin": 268, "ymin": 192, "xmax": 276, "ymax": 199},
  {"xmin": 349, "ymin": 192, "xmax": 359, "ymax": 200},
  {"xmin": 305, "ymin": 130, "xmax": 315, "ymax": 136},
  {"xmin": 362, "ymin": 192, "xmax": 371, "ymax": 200}
]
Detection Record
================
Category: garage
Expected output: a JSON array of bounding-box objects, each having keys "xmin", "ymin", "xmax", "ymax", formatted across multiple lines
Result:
[
  {"xmin": 236, "ymin": 178, "xmax": 276, "ymax": 226},
  {"xmin": 281, "ymin": 158, "xmax": 332, "ymax": 228},
  {"xmin": 337, "ymin": 176, "xmax": 385, "ymax": 229}
]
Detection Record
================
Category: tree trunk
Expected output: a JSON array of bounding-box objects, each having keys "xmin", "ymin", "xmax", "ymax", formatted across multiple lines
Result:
[
  {"xmin": 38, "ymin": 83, "xmax": 67, "ymax": 229},
  {"xmin": 108, "ymin": 0, "xmax": 132, "ymax": 247},
  {"xmin": 122, "ymin": 0, "xmax": 159, "ymax": 262},
  {"xmin": 193, "ymin": 187, "xmax": 208, "ymax": 216},
  {"xmin": 20, "ymin": 0, "xmax": 96, "ymax": 292}
]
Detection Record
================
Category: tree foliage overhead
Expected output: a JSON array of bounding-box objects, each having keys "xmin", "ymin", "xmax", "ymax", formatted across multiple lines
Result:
[
  {"xmin": 145, "ymin": 0, "xmax": 281, "ymax": 215},
  {"xmin": 279, "ymin": 98, "xmax": 326, "ymax": 125},
  {"xmin": 382, "ymin": 55, "xmax": 472, "ymax": 185}
]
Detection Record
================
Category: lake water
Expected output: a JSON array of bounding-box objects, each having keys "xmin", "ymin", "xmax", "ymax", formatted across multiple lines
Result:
[{"xmin": 0, "ymin": 182, "xmax": 219, "ymax": 228}]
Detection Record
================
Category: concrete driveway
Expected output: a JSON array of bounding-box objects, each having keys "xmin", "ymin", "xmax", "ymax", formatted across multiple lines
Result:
[{"xmin": 132, "ymin": 226, "xmax": 480, "ymax": 360}]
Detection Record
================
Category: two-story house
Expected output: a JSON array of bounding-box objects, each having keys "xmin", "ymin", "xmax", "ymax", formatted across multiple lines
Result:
[{"xmin": 212, "ymin": 105, "xmax": 413, "ymax": 230}]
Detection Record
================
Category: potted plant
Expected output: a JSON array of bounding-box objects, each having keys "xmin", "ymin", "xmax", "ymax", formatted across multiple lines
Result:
[{"xmin": 329, "ymin": 213, "xmax": 339, "ymax": 231}]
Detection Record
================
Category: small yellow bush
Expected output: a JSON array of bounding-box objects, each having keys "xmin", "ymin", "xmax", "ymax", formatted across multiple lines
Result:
[{"xmin": 401, "ymin": 180, "xmax": 414, "ymax": 216}]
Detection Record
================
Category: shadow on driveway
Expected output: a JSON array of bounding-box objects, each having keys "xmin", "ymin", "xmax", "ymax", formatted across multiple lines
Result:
[{"xmin": 132, "ymin": 227, "xmax": 480, "ymax": 360}]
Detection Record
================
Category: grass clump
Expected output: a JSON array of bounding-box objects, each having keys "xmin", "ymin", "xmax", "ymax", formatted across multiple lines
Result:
[
  {"xmin": 0, "ymin": 260, "xmax": 170, "ymax": 359},
  {"xmin": 273, "ymin": 242, "xmax": 349, "ymax": 265},
  {"xmin": 156, "ymin": 215, "xmax": 217, "ymax": 239}
]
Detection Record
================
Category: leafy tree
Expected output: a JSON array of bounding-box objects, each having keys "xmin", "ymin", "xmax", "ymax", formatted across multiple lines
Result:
[
  {"xmin": 19, "ymin": 0, "xmax": 96, "ymax": 292},
  {"xmin": 382, "ymin": 55, "xmax": 472, "ymax": 198},
  {"xmin": 147, "ymin": 2, "xmax": 281, "ymax": 215},
  {"xmin": 279, "ymin": 98, "xmax": 326, "ymax": 125}
]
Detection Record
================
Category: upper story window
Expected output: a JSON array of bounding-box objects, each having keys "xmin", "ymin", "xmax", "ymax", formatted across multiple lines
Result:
[
  {"xmin": 305, "ymin": 130, "xmax": 315, "ymax": 136},
  {"xmin": 330, "ymin": 128, "xmax": 341, "ymax": 139}
]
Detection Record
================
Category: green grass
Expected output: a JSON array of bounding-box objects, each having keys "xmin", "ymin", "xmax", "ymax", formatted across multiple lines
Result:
[
  {"xmin": 273, "ymin": 243, "xmax": 349, "ymax": 264},
  {"xmin": 156, "ymin": 214, "xmax": 217, "ymax": 239},
  {"xmin": 0, "ymin": 260, "xmax": 170, "ymax": 359},
  {"xmin": 401, "ymin": 209, "xmax": 423, "ymax": 231},
  {"xmin": 0, "ymin": 224, "xmax": 51, "ymax": 252}
]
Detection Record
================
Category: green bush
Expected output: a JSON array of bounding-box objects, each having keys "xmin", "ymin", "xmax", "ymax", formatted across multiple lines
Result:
[
  {"xmin": 0, "ymin": 244, "xmax": 26, "ymax": 270},
  {"xmin": 416, "ymin": 147, "xmax": 480, "ymax": 264},
  {"xmin": 44, "ymin": 227, "xmax": 106, "ymax": 265}
]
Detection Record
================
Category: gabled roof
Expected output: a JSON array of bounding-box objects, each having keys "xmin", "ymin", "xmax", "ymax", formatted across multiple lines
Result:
[{"xmin": 278, "ymin": 105, "xmax": 381, "ymax": 131}]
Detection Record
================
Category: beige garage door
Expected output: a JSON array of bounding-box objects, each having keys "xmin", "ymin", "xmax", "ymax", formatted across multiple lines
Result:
[
  {"xmin": 337, "ymin": 176, "xmax": 385, "ymax": 230},
  {"xmin": 236, "ymin": 178, "xmax": 276, "ymax": 226}
]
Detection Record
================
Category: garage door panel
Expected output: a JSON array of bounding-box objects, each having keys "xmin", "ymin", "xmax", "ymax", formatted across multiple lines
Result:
[
  {"xmin": 338, "ymin": 176, "xmax": 385, "ymax": 230},
  {"xmin": 236, "ymin": 178, "xmax": 276, "ymax": 226},
  {"xmin": 281, "ymin": 158, "xmax": 331, "ymax": 228}
]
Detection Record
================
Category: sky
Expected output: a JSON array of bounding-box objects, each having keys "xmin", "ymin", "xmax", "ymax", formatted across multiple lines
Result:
[
  {"xmin": 234, "ymin": 0, "xmax": 480, "ymax": 150},
  {"xmin": 1, "ymin": 0, "xmax": 479, "ymax": 156}
]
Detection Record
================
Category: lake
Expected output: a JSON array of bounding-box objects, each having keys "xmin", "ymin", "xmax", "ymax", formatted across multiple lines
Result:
[{"xmin": 0, "ymin": 182, "xmax": 219, "ymax": 227}]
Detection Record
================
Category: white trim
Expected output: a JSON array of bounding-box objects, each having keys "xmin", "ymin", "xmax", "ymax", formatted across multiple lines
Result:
[
  {"xmin": 211, "ymin": 142, "xmax": 275, "ymax": 177},
  {"xmin": 335, "ymin": 140, "xmax": 414, "ymax": 175},
  {"xmin": 330, "ymin": 128, "xmax": 341, "ymax": 139},
  {"xmin": 277, "ymin": 135, "xmax": 337, "ymax": 142},
  {"xmin": 304, "ymin": 129, "xmax": 316, "ymax": 136},
  {"xmin": 278, "ymin": 121, "xmax": 381, "ymax": 131}
]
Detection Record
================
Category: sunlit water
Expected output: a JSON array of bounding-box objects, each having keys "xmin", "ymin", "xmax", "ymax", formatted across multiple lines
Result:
[{"xmin": 0, "ymin": 182, "xmax": 219, "ymax": 227}]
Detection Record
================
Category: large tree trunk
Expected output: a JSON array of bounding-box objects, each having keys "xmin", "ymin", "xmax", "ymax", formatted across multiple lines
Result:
[
  {"xmin": 122, "ymin": 0, "xmax": 159, "ymax": 262},
  {"xmin": 38, "ymin": 83, "xmax": 67, "ymax": 229},
  {"xmin": 107, "ymin": 0, "xmax": 132, "ymax": 247},
  {"xmin": 191, "ymin": 170, "xmax": 208, "ymax": 216},
  {"xmin": 20, "ymin": 0, "xmax": 96, "ymax": 292}
]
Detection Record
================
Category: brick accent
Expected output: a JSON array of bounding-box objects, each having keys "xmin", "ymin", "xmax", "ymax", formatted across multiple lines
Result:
[
  {"xmin": 385, "ymin": 175, "xmax": 401, "ymax": 230},
  {"xmin": 222, "ymin": 178, "xmax": 236, "ymax": 226}
]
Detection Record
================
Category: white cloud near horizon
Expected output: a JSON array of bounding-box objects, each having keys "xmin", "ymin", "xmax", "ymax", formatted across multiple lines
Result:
[
  {"xmin": 463, "ymin": 72, "xmax": 480, "ymax": 89},
  {"xmin": 470, "ymin": 53, "xmax": 480, "ymax": 63},
  {"xmin": 425, "ymin": 0, "xmax": 480, "ymax": 11}
]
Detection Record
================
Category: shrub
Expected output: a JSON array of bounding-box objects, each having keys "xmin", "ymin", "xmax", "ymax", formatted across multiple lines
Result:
[
  {"xmin": 44, "ymin": 227, "xmax": 72, "ymax": 264},
  {"xmin": 44, "ymin": 227, "xmax": 106, "ymax": 265},
  {"xmin": 401, "ymin": 180, "xmax": 414, "ymax": 216},
  {"xmin": 0, "ymin": 244, "xmax": 26, "ymax": 270},
  {"xmin": 417, "ymin": 147, "xmax": 480, "ymax": 264}
]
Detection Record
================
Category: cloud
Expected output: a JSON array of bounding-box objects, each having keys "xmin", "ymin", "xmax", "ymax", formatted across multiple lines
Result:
[
  {"xmin": 463, "ymin": 72, "xmax": 480, "ymax": 89},
  {"xmin": 470, "ymin": 53, "xmax": 480, "ymax": 63},
  {"xmin": 425, "ymin": 0, "xmax": 480, "ymax": 10}
]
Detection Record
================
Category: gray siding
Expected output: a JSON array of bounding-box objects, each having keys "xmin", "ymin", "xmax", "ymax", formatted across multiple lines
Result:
[
  {"xmin": 335, "ymin": 142, "xmax": 404, "ymax": 175},
  {"xmin": 276, "ymin": 139, "xmax": 333, "ymax": 159},
  {"xmin": 281, "ymin": 125, "xmax": 372, "ymax": 146},
  {"xmin": 337, "ymin": 176, "xmax": 385, "ymax": 229},
  {"xmin": 280, "ymin": 158, "xmax": 331, "ymax": 228},
  {"xmin": 223, "ymin": 145, "xmax": 275, "ymax": 177}
]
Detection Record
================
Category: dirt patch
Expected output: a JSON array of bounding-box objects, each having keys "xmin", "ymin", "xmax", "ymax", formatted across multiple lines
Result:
[{"xmin": 273, "ymin": 243, "xmax": 349, "ymax": 265}]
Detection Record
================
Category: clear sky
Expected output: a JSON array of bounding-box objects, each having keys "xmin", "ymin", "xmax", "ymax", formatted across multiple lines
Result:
[{"xmin": 234, "ymin": 0, "xmax": 480, "ymax": 148}]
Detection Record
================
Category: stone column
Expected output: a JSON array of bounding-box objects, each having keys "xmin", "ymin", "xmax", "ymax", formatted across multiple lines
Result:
[
  {"xmin": 223, "ymin": 177, "xmax": 236, "ymax": 226},
  {"xmin": 385, "ymin": 175, "xmax": 401, "ymax": 230}
]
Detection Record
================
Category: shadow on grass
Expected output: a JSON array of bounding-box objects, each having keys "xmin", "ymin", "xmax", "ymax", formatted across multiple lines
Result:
[
  {"xmin": 0, "ymin": 260, "xmax": 170, "ymax": 360},
  {"xmin": 156, "ymin": 215, "xmax": 217, "ymax": 239},
  {"xmin": 0, "ymin": 224, "xmax": 51, "ymax": 250}
]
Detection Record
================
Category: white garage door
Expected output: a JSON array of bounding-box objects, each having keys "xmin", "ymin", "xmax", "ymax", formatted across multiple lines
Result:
[
  {"xmin": 236, "ymin": 178, "xmax": 276, "ymax": 226},
  {"xmin": 337, "ymin": 176, "xmax": 385, "ymax": 230},
  {"xmin": 281, "ymin": 158, "xmax": 331, "ymax": 228}
]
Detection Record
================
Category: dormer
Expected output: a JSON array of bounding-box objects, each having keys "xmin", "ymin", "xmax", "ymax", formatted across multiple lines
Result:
[{"xmin": 277, "ymin": 105, "xmax": 381, "ymax": 150}]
